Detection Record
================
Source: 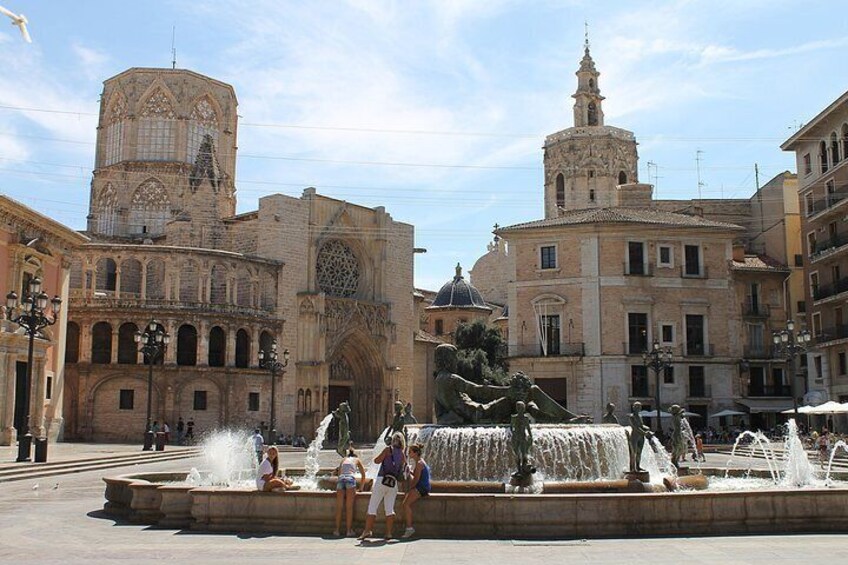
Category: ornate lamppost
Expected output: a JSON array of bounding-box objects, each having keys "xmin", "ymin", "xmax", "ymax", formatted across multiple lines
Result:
[
  {"xmin": 643, "ymin": 340, "xmax": 673, "ymax": 436},
  {"xmin": 5, "ymin": 277, "xmax": 61, "ymax": 463},
  {"xmin": 259, "ymin": 339, "xmax": 289, "ymax": 445},
  {"xmin": 772, "ymin": 319, "xmax": 811, "ymax": 419},
  {"xmin": 135, "ymin": 321, "xmax": 169, "ymax": 451}
]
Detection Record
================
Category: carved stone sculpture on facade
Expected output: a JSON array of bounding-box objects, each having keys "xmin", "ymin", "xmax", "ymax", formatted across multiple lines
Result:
[{"xmin": 331, "ymin": 401, "xmax": 351, "ymax": 457}]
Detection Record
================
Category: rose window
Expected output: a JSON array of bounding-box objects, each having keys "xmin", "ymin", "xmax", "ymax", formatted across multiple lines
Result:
[{"xmin": 316, "ymin": 240, "xmax": 361, "ymax": 298}]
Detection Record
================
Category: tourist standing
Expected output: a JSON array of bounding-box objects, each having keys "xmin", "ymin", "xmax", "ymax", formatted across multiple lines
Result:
[
  {"xmin": 176, "ymin": 417, "xmax": 185, "ymax": 445},
  {"xmin": 359, "ymin": 432, "xmax": 406, "ymax": 540},
  {"xmin": 186, "ymin": 418, "xmax": 195, "ymax": 444},
  {"xmin": 256, "ymin": 446, "xmax": 293, "ymax": 492},
  {"xmin": 401, "ymin": 443, "xmax": 431, "ymax": 539},
  {"xmin": 252, "ymin": 429, "xmax": 265, "ymax": 464},
  {"xmin": 163, "ymin": 422, "xmax": 171, "ymax": 444},
  {"xmin": 334, "ymin": 447, "xmax": 366, "ymax": 537},
  {"xmin": 695, "ymin": 434, "xmax": 705, "ymax": 462}
]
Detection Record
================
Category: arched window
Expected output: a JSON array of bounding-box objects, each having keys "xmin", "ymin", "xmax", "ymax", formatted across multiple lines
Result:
[
  {"xmin": 120, "ymin": 259, "xmax": 142, "ymax": 297},
  {"xmin": 177, "ymin": 324, "xmax": 198, "ymax": 366},
  {"xmin": 832, "ymin": 132, "xmax": 841, "ymax": 165},
  {"xmin": 210, "ymin": 264, "xmax": 228, "ymax": 304},
  {"xmin": 842, "ymin": 124, "xmax": 848, "ymax": 163},
  {"xmin": 69, "ymin": 258, "xmax": 84, "ymax": 290},
  {"xmin": 236, "ymin": 270, "xmax": 252, "ymax": 307},
  {"xmin": 261, "ymin": 272, "xmax": 276, "ymax": 311},
  {"xmin": 143, "ymin": 323, "xmax": 166, "ymax": 365},
  {"xmin": 129, "ymin": 179, "xmax": 171, "ymax": 236},
  {"xmin": 820, "ymin": 140, "xmax": 829, "ymax": 173},
  {"xmin": 235, "ymin": 328, "xmax": 250, "ymax": 368},
  {"xmin": 104, "ymin": 94, "xmax": 127, "ymax": 166},
  {"xmin": 587, "ymin": 102, "xmax": 598, "ymax": 126},
  {"xmin": 259, "ymin": 330, "xmax": 274, "ymax": 358},
  {"xmin": 618, "ymin": 171, "xmax": 628, "ymax": 185},
  {"xmin": 95, "ymin": 258, "xmax": 117, "ymax": 292},
  {"xmin": 187, "ymin": 97, "xmax": 220, "ymax": 163},
  {"xmin": 65, "ymin": 321, "xmax": 80, "ymax": 363},
  {"xmin": 208, "ymin": 326, "xmax": 226, "ymax": 367},
  {"xmin": 316, "ymin": 240, "xmax": 361, "ymax": 298},
  {"xmin": 91, "ymin": 322, "xmax": 112, "ymax": 364},
  {"xmin": 297, "ymin": 389, "xmax": 305, "ymax": 413},
  {"xmin": 137, "ymin": 88, "xmax": 176, "ymax": 161},
  {"xmin": 555, "ymin": 173, "xmax": 565, "ymax": 207},
  {"xmin": 305, "ymin": 389, "xmax": 312, "ymax": 413},
  {"xmin": 118, "ymin": 322, "xmax": 139, "ymax": 364},
  {"xmin": 145, "ymin": 259, "xmax": 166, "ymax": 300},
  {"xmin": 94, "ymin": 183, "xmax": 118, "ymax": 236},
  {"xmin": 589, "ymin": 78, "xmax": 595, "ymax": 90},
  {"xmin": 180, "ymin": 260, "xmax": 198, "ymax": 303}
]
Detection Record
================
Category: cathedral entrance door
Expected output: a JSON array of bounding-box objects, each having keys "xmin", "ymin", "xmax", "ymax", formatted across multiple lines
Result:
[{"xmin": 327, "ymin": 385, "xmax": 350, "ymax": 443}]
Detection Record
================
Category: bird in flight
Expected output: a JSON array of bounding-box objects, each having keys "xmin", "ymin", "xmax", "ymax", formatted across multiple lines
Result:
[{"xmin": 0, "ymin": 4, "xmax": 31, "ymax": 43}]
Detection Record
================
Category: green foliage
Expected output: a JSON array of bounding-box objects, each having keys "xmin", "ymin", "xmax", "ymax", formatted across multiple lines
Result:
[{"xmin": 453, "ymin": 320, "xmax": 508, "ymax": 385}]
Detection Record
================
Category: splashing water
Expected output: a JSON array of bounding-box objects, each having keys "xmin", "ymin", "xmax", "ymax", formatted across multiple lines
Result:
[
  {"xmin": 781, "ymin": 419, "xmax": 816, "ymax": 487},
  {"xmin": 302, "ymin": 414, "xmax": 334, "ymax": 485},
  {"xmin": 825, "ymin": 440, "xmax": 848, "ymax": 483},
  {"xmin": 681, "ymin": 418, "xmax": 701, "ymax": 470},
  {"xmin": 185, "ymin": 429, "xmax": 257, "ymax": 487},
  {"xmin": 644, "ymin": 435, "xmax": 677, "ymax": 483},
  {"xmin": 724, "ymin": 430, "xmax": 780, "ymax": 482}
]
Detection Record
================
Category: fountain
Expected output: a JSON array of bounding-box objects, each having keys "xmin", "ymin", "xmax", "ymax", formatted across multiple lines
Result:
[
  {"xmin": 825, "ymin": 440, "xmax": 848, "ymax": 483},
  {"xmin": 186, "ymin": 429, "xmax": 257, "ymax": 487}
]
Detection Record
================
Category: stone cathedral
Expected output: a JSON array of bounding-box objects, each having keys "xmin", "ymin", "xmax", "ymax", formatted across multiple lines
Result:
[{"xmin": 64, "ymin": 67, "xmax": 416, "ymax": 442}]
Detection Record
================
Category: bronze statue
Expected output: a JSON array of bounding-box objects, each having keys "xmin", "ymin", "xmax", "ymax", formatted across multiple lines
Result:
[
  {"xmin": 433, "ymin": 344, "xmax": 589, "ymax": 425},
  {"xmin": 510, "ymin": 400, "xmax": 534, "ymax": 480},
  {"xmin": 331, "ymin": 401, "xmax": 351, "ymax": 457},
  {"xmin": 403, "ymin": 402, "xmax": 418, "ymax": 425},
  {"xmin": 627, "ymin": 401, "xmax": 653, "ymax": 473},
  {"xmin": 602, "ymin": 402, "xmax": 620, "ymax": 425},
  {"xmin": 383, "ymin": 400, "xmax": 406, "ymax": 445},
  {"xmin": 670, "ymin": 404, "xmax": 686, "ymax": 469}
]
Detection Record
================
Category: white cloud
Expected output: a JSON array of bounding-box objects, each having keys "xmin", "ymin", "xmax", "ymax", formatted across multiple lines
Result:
[{"xmin": 72, "ymin": 43, "xmax": 110, "ymax": 80}]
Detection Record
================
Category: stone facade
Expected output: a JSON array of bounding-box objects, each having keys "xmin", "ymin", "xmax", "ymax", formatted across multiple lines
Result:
[
  {"xmin": 0, "ymin": 195, "xmax": 88, "ymax": 444},
  {"xmin": 65, "ymin": 68, "xmax": 415, "ymax": 443},
  {"xmin": 783, "ymin": 90, "xmax": 848, "ymax": 409}
]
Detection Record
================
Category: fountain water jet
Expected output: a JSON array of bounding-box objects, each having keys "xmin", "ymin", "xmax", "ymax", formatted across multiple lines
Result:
[
  {"xmin": 825, "ymin": 440, "xmax": 848, "ymax": 484},
  {"xmin": 185, "ymin": 429, "xmax": 256, "ymax": 487}
]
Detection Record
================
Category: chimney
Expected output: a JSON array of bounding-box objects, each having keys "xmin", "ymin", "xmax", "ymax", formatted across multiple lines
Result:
[
  {"xmin": 615, "ymin": 183, "xmax": 653, "ymax": 207},
  {"xmin": 732, "ymin": 244, "xmax": 745, "ymax": 262}
]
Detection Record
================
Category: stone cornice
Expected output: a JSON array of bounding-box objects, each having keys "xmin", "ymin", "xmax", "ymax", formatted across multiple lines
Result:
[{"xmin": 0, "ymin": 195, "xmax": 89, "ymax": 252}]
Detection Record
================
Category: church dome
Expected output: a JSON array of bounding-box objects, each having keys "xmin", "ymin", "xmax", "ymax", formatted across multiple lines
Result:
[{"xmin": 428, "ymin": 263, "xmax": 491, "ymax": 311}]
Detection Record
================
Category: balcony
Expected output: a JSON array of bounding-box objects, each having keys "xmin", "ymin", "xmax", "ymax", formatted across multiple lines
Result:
[
  {"xmin": 685, "ymin": 343, "xmax": 714, "ymax": 357},
  {"xmin": 813, "ymin": 276, "xmax": 848, "ymax": 302},
  {"xmin": 743, "ymin": 346, "xmax": 774, "ymax": 359},
  {"xmin": 747, "ymin": 384, "xmax": 792, "ymax": 397},
  {"xmin": 816, "ymin": 324, "xmax": 848, "ymax": 345},
  {"xmin": 624, "ymin": 341, "xmax": 650, "ymax": 356},
  {"xmin": 506, "ymin": 342, "xmax": 585, "ymax": 358},
  {"xmin": 681, "ymin": 265, "xmax": 709, "ymax": 279},
  {"xmin": 742, "ymin": 299, "xmax": 770, "ymax": 318},
  {"xmin": 69, "ymin": 291, "xmax": 277, "ymax": 319},
  {"xmin": 687, "ymin": 383, "xmax": 712, "ymax": 399},
  {"xmin": 624, "ymin": 262, "xmax": 654, "ymax": 277},
  {"xmin": 807, "ymin": 186, "xmax": 848, "ymax": 221},
  {"xmin": 810, "ymin": 232, "xmax": 848, "ymax": 261}
]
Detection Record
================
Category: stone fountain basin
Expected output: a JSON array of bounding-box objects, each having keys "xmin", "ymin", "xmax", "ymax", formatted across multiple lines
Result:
[{"xmin": 103, "ymin": 469, "xmax": 848, "ymax": 538}]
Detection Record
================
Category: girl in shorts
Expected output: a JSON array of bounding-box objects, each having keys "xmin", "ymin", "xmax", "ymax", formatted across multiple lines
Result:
[
  {"xmin": 401, "ymin": 443, "xmax": 431, "ymax": 538},
  {"xmin": 334, "ymin": 447, "xmax": 366, "ymax": 537}
]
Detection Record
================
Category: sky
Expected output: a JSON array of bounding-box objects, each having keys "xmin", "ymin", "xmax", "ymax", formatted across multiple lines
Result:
[{"xmin": 0, "ymin": 0, "xmax": 847, "ymax": 290}]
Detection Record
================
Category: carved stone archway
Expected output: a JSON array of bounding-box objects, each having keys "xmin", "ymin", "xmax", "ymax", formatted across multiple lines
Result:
[{"xmin": 328, "ymin": 330, "xmax": 385, "ymax": 442}]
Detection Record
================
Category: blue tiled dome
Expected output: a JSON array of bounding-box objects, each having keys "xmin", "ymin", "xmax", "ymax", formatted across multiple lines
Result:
[{"xmin": 430, "ymin": 263, "xmax": 490, "ymax": 310}]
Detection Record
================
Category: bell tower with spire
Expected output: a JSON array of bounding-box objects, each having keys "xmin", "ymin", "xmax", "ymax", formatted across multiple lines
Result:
[
  {"xmin": 542, "ymin": 30, "xmax": 640, "ymax": 218},
  {"xmin": 572, "ymin": 27, "xmax": 605, "ymax": 128}
]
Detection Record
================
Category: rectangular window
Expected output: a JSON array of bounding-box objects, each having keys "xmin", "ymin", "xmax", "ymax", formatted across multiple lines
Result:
[
  {"xmin": 805, "ymin": 193, "xmax": 814, "ymax": 216},
  {"xmin": 631, "ymin": 365, "xmax": 649, "ymax": 397},
  {"xmin": 808, "ymin": 232, "xmax": 817, "ymax": 255},
  {"xmin": 540, "ymin": 245, "xmax": 557, "ymax": 270},
  {"xmin": 815, "ymin": 355, "xmax": 823, "ymax": 379},
  {"xmin": 627, "ymin": 241, "xmax": 646, "ymax": 275},
  {"xmin": 119, "ymin": 389, "xmax": 134, "ymax": 410},
  {"xmin": 194, "ymin": 390, "xmax": 208, "ymax": 411},
  {"xmin": 748, "ymin": 324, "xmax": 764, "ymax": 355},
  {"xmin": 684, "ymin": 245, "xmax": 701, "ymax": 276},
  {"xmin": 434, "ymin": 319, "xmax": 444, "ymax": 336},
  {"xmin": 658, "ymin": 245, "xmax": 673, "ymax": 267},
  {"xmin": 685, "ymin": 314, "xmax": 705, "ymax": 355},
  {"xmin": 661, "ymin": 324, "xmax": 674, "ymax": 344},
  {"xmin": 798, "ymin": 300, "xmax": 806, "ymax": 313},
  {"xmin": 794, "ymin": 254, "xmax": 804, "ymax": 267},
  {"xmin": 628, "ymin": 313, "xmax": 648, "ymax": 354},
  {"xmin": 248, "ymin": 392, "xmax": 260, "ymax": 412},
  {"xmin": 663, "ymin": 365, "xmax": 674, "ymax": 385},
  {"xmin": 803, "ymin": 153, "xmax": 812, "ymax": 175},
  {"xmin": 688, "ymin": 366, "xmax": 706, "ymax": 397},
  {"xmin": 539, "ymin": 314, "xmax": 561, "ymax": 355},
  {"xmin": 813, "ymin": 312, "xmax": 822, "ymax": 337},
  {"xmin": 589, "ymin": 189, "xmax": 596, "ymax": 202},
  {"xmin": 811, "ymin": 272, "xmax": 819, "ymax": 298},
  {"xmin": 45, "ymin": 376, "xmax": 53, "ymax": 400},
  {"xmin": 840, "ymin": 352, "xmax": 847, "ymax": 376}
]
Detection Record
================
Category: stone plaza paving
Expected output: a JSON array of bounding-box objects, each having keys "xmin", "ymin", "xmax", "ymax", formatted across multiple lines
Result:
[{"xmin": 1, "ymin": 447, "xmax": 847, "ymax": 563}]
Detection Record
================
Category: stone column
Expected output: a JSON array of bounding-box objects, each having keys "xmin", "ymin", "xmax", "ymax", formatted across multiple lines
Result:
[
  {"xmin": 226, "ymin": 326, "xmax": 236, "ymax": 366},
  {"xmin": 140, "ymin": 261, "xmax": 148, "ymax": 300},
  {"xmin": 110, "ymin": 321, "xmax": 119, "ymax": 364},
  {"xmin": 164, "ymin": 320, "xmax": 177, "ymax": 365},
  {"xmin": 197, "ymin": 320, "xmax": 209, "ymax": 366},
  {"xmin": 114, "ymin": 264, "xmax": 122, "ymax": 299},
  {"xmin": 79, "ymin": 322, "xmax": 92, "ymax": 363}
]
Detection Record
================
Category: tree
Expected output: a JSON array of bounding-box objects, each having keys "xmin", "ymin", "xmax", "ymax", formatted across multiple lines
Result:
[{"xmin": 454, "ymin": 320, "xmax": 508, "ymax": 385}]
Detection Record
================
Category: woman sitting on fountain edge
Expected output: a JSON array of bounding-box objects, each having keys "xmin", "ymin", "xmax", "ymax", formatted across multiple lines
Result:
[{"xmin": 256, "ymin": 446, "xmax": 294, "ymax": 492}]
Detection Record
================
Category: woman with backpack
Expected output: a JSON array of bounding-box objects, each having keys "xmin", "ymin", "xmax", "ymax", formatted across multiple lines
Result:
[{"xmin": 358, "ymin": 432, "xmax": 406, "ymax": 540}]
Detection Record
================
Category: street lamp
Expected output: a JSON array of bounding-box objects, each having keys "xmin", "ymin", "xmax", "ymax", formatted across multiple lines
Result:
[
  {"xmin": 772, "ymin": 319, "xmax": 812, "ymax": 419},
  {"xmin": 643, "ymin": 340, "xmax": 673, "ymax": 436},
  {"xmin": 258, "ymin": 339, "xmax": 289, "ymax": 445},
  {"xmin": 135, "ymin": 320, "xmax": 170, "ymax": 451},
  {"xmin": 5, "ymin": 277, "xmax": 62, "ymax": 463}
]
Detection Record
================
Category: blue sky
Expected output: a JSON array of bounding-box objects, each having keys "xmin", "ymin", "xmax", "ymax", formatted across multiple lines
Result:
[{"xmin": 0, "ymin": 0, "xmax": 847, "ymax": 290}]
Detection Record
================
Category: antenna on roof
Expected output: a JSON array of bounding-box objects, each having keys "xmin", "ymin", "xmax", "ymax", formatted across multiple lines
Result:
[
  {"xmin": 171, "ymin": 25, "xmax": 177, "ymax": 69},
  {"xmin": 695, "ymin": 149, "xmax": 705, "ymax": 201}
]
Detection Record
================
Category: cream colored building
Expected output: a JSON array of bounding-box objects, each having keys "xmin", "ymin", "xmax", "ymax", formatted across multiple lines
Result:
[
  {"xmin": 0, "ymin": 195, "xmax": 88, "ymax": 444},
  {"xmin": 65, "ymin": 67, "xmax": 415, "ymax": 442}
]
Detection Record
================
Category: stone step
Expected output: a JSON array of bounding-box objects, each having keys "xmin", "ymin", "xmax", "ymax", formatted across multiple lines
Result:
[{"xmin": 0, "ymin": 451, "xmax": 200, "ymax": 483}]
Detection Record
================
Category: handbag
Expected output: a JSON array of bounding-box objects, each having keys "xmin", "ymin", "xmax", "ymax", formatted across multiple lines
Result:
[{"xmin": 381, "ymin": 474, "xmax": 397, "ymax": 488}]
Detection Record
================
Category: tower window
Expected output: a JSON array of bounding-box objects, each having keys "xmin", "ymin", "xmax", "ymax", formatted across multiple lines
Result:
[
  {"xmin": 618, "ymin": 171, "xmax": 628, "ymax": 185},
  {"xmin": 588, "ymin": 170, "xmax": 594, "ymax": 178},
  {"xmin": 555, "ymin": 173, "xmax": 565, "ymax": 207},
  {"xmin": 587, "ymin": 102, "xmax": 598, "ymax": 126},
  {"xmin": 589, "ymin": 189, "xmax": 596, "ymax": 202}
]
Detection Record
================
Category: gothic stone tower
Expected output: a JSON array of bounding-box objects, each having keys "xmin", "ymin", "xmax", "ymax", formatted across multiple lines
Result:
[
  {"xmin": 543, "ymin": 41, "xmax": 639, "ymax": 218},
  {"xmin": 86, "ymin": 68, "xmax": 238, "ymax": 249}
]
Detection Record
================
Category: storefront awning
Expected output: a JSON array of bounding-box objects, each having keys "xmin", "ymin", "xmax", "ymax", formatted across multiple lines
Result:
[{"xmin": 736, "ymin": 398, "xmax": 795, "ymax": 414}]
